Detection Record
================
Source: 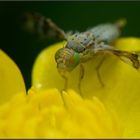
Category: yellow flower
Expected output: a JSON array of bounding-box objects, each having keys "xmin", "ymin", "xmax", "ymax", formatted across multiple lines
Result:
[
  {"xmin": 0, "ymin": 50, "xmax": 26, "ymax": 105},
  {"xmin": 0, "ymin": 38, "xmax": 140, "ymax": 138}
]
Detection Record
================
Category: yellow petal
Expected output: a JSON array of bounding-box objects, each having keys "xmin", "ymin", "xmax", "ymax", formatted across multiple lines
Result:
[
  {"xmin": 32, "ymin": 37, "xmax": 140, "ymax": 137},
  {"xmin": 112, "ymin": 38, "xmax": 140, "ymax": 137},
  {"xmin": 114, "ymin": 37, "xmax": 140, "ymax": 51},
  {"xmin": 0, "ymin": 50, "xmax": 26, "ymax": 104},
  {"xmin": 32, "ymin": 42, "xmax": 66, "ymax": 90}
]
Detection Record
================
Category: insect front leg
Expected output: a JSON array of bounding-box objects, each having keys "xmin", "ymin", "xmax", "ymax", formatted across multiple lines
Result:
[
  {"xmin": 58, "ymin": 70, "xmax": 69, "ymax": 92},
  {"xmin": 78, "ymin": 64, "xmax": 85, "ymax": 96},
  {"xmin": 57, "ymin": 69, "xmax": 69, "ymax": 107},
  {"xmin": 62, "ymin": 74, "xmax": 68, "ymax": 91}
]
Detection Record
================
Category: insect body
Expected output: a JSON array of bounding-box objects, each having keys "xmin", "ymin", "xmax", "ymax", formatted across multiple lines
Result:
[
  {"xmin": 55, "ymin": 21, "xmax": 126, "ymax": 73},
  {"xmin": 54, "ymin": 20, "xmax": 140, "ymax": 92},
  {"xmin": 55, "ymin": 20, "xmax": 140, "ymax": 94},
  {"xmin": 23, "ymin": 13, "xmax": 140, "ymax": 94}
]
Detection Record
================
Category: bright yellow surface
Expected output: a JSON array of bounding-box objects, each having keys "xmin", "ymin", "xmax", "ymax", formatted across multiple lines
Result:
[
  {"xmin": 0, "ymin": 38, "xmax": 140, "ymax": 138},
  {"xmin": 0, "ymin": 50, "xmax": 26, "ymax": 104},
  {"xmin": 32, "ymin": 38, "xmax": 140, "ymax": 137},
  {"xmin": 0, "ymin": 88, "xmax": 122, "ymax": 138}
]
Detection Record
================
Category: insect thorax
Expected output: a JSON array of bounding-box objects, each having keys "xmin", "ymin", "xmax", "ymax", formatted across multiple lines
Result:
[{"xmin": 65, "ymin": 32, "xmax": 95, "ymax": 53}]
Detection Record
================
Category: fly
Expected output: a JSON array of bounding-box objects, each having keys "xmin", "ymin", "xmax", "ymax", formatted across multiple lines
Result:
[{"xmin": 22, "ymin": 12, "xmax": 140, "ymax": 95}]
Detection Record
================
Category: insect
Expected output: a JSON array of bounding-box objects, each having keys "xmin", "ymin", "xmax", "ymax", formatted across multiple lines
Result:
[{"xmin": 22, "ymin": 12, "xmax": 140, "ymax": 95}]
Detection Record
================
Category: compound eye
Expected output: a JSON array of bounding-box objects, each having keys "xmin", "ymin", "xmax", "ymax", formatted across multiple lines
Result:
[{"xmin": 55, "ymin": 48, "xmax": 80, "ymax": 72}]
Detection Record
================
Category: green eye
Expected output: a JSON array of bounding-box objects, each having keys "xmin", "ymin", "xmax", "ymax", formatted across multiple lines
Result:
[
  {"xmin": 55, "ymin": 48, "xmax": 80, "ymax": 72},
  {"xmin": 65, "ymin": 51, "xmax": 80, "ymax": 71},
  {"xmin": 73, "ymin": 52, "xmax": 80, "ymax": 67}
]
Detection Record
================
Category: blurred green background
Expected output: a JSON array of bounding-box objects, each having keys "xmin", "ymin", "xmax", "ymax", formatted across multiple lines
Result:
[{"xmin": 1, "ymin": 1, "xmax": 140, "ymax": 89}]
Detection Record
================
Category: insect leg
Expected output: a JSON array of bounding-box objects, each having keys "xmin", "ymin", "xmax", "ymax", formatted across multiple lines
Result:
[
  {"xmin": 78, "ymin": 64, "xmax": 85, "ymax": 96},
  {"xmin": 95, "ymin": 55, "xmax": 106, "ymax": 87},
  {"xmin": 57, "ymin": 70, "xmax": 68, "ymax": 107},
  {"xmin": 62, "ymin": 74, "xmax": 68, "ymax": 91},
  {"xmin": 57, "ymin": 70, "xmax": 69, "ymax": 92}
]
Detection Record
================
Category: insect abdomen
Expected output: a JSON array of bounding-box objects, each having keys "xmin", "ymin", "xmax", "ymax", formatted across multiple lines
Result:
[{"xmin": 89, "ymin": 23, "xmax": 120, "ymax": 43}]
